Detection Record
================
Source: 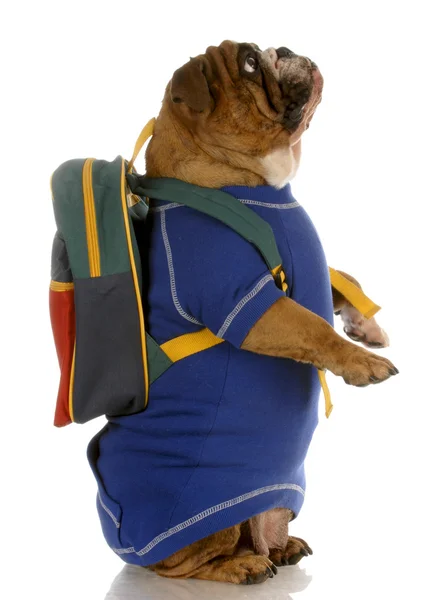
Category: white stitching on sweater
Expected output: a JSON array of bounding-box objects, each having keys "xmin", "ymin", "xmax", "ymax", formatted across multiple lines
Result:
[
  {"xmin": 161, "ymin": 211, "xmax": 203, "ymax": 325},
  {"xmin": 216, "ymin": 274, "xmax": 274, "ymax": 339},
  {"xmin": 98, "ymin": 492, "xmax": 121, "ymax": 528},
  {"xmin": 150, "ymin": 203, "xmax": 181, "ymax": 212},
  {"xmin": 239, "ymin": 199, "xmax": 300, "ymax": 209},
  {"xmin": 112, "ymin": 483, "xmax": 304, "ymax": 556}
]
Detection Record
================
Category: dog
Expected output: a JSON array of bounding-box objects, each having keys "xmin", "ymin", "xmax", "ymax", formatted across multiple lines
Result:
[{"xmin": 90, "ymin": 41, "xmax": 397, "ymax": 586}]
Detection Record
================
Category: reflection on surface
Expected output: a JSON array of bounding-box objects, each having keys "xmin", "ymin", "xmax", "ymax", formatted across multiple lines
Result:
[{"xmin": 105, "ymin": 563, "xmax": 312, "ymax": 600}]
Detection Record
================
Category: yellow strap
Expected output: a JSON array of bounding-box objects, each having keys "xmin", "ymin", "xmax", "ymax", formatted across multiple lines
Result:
[
  {"xmin": 160, "ymin": 327, "xmax": 333, "ymax": 419},
  {"xmin": 318, "ymin": 369, "xmax": 333, "ymax": 418},
  {"xmin": 127, "ymin": 118, "xmax": 156, "ymax": 174},
  {"xmin": 50, "ymin": 280, "xmax": 74, "ymax": 292},
  {"xmin": 160, "ymin": 328, "xmax": 225, "ymax": 362},
  {"xmin": 329, "ymin": 267, "xmax": 380, "ymax": 319}
]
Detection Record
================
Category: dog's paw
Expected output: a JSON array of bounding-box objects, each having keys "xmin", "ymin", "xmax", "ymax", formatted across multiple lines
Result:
[
  {"xmin": 231, "ymin": 555, "xmax": 277, "ymax": 585},
  {"xmin": 340, "ymin": 305, "xmax": 390, "ymax": 349},
  {"xmin": 269, "ymin": 536, "xmax": 313, "ymax": 567},
  {"xmin": 337, "ymin": 346, "xmax": 398, "ymax": 387}
]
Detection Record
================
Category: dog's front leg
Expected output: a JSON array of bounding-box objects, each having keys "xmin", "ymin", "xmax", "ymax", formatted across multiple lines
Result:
[
  {"xmin": 332, "ymin": 270, "xmax": 390, "ymax": 349},
  {"xmin": 242, "ymin": 296, "xmax": 398, "ymax": 386}
]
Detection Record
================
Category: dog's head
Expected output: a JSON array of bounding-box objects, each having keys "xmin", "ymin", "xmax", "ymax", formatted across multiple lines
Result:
[{"xmin": 152, "ymin": 41, "xmax": 323, "ymax": 187}]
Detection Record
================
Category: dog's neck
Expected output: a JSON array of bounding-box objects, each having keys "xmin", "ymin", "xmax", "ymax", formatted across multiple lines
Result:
[{"xmin": 146, "ymin": 110, "xmax": 266, "ymax": 189}]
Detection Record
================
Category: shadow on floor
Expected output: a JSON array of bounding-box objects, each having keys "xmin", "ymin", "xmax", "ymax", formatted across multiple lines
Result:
[{"xmin": 104, "ymin": 563, "xmax": 313, "ymax": 599}]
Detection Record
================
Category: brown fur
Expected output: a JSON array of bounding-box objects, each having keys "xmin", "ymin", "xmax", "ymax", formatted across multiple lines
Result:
[
  {"xmin": 150, "ymin": 521, "xmax": 309, "ymax": 585},
  {"xmin": 147, "ymin": 40, "xmax": 397, "ymax": 584},
  {"xmin": 146, "ymin": 41, "xmax": 293, "ymax": 188}
]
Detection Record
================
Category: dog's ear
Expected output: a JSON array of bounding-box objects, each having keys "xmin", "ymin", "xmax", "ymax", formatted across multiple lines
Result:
[{"xmin": 170, "ymin": 58, "xmax": 211, "ymax": 112}]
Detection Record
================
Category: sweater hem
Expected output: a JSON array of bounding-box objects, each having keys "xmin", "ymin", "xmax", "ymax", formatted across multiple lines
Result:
[{"xmin": 108, "ymin": 483, "xmax": 305, "ymax": 566}]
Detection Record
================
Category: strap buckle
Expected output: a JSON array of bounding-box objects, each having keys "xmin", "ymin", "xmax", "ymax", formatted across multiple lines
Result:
[{"xmin": 272, "ymin": 265, "xmax": 288, "ymax": 293}]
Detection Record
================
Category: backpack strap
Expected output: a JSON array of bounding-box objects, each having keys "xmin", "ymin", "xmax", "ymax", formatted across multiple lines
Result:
[
  {"xmin": 127, "ymin": 118, "xmax": 156, "ymax": 174},
  {"xmin": 328, "ymin": 267, "xmax": 380, "ymax": 319},
  {"xmin": 126, "ymin": 175, "xmax": 288, "ymax": 292}
]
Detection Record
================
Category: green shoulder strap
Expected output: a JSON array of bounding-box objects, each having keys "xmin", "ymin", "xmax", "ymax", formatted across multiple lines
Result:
[{"xmin": 126, "ymin": 175, "xmax": 284, "ymax": 278}]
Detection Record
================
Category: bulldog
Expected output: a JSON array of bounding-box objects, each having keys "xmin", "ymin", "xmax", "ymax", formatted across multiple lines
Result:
[{"xmin": 93, "ymin": 41, "xmax": 397, "ymax": 586}]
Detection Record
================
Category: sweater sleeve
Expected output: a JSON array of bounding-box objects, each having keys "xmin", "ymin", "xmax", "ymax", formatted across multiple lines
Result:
[{"xmin": 163, "ymin": 206, "xmax": 285, "ymax": 348}]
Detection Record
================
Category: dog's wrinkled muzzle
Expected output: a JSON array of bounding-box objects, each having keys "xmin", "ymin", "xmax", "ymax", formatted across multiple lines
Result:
[{"xmin": 261, "ymin": 46, "xmax": 322, "ymax": 132}]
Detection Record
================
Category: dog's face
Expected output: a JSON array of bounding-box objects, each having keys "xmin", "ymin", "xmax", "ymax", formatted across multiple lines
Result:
[{"xmin": 165, "ymin": 40, "xmax": 323, "ymax": 186}]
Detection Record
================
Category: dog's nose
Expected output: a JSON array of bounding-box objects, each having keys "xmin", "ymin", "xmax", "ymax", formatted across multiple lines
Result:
[{"xmin": 276, "ymin": 47, "xmax": 296, "ymax": 59}]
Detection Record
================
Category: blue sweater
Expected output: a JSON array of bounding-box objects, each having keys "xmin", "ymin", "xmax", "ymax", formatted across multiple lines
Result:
[{"xmin": 87, "ymin": 184, "xmax": 334, "ymax": 566}]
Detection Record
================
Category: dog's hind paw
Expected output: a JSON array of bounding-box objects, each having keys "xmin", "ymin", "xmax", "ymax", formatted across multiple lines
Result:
[
  {"xmin": 269, "ymin": 536, "xmax": 313, "ymax": 567},
  {"xmin": 340, "ymin": 305, "xmax": 390, "ymax": 349}
]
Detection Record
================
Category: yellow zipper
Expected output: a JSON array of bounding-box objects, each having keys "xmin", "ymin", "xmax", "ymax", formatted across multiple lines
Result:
[{"xmin": 82, "ymin": 158, "xmax": 101, "ymax": 277}]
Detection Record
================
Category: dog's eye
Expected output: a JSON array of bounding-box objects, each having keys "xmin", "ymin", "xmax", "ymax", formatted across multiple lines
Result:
[{"xmin": 244, "ymin": 55, "xmax": 258, "ymax": 73}]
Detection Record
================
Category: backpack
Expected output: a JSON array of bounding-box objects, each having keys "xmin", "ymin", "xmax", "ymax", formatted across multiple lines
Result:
[{"xmin": 49, "ymin": 119, "xmax": 380, "ymax": 426}]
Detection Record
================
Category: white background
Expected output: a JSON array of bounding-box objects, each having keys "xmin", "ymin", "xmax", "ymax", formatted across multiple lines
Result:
[{"xmin": 1, "ymin": 1, "xmax": 440, "ymax": 598}]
